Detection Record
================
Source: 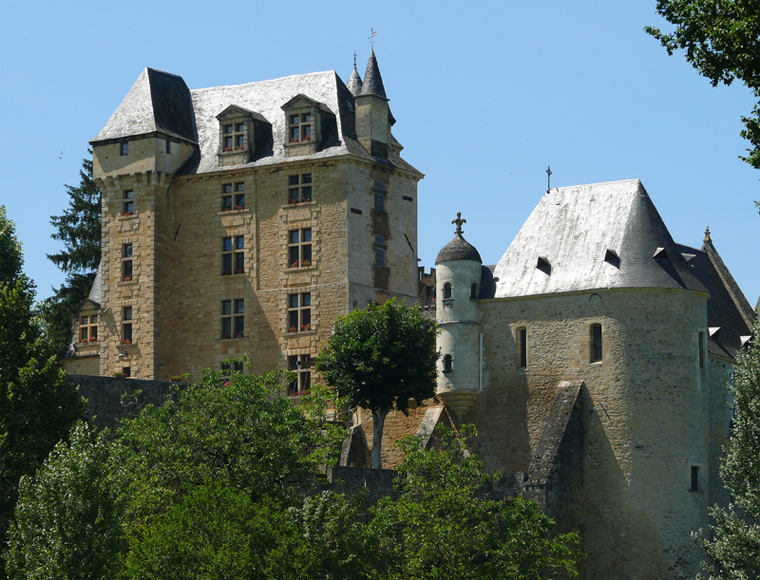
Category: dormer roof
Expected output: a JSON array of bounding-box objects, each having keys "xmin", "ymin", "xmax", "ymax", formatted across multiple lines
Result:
[
  {"xmin": 91, "ymin": 68, "xmax": 197, "ymax": 144},
  {"xmin": 493, "ymin": 179, "xmax": 705, "ymax": 297},
  {"xmin": 216, "ymin": 104, "xmax": 269, "ymax": 124}
]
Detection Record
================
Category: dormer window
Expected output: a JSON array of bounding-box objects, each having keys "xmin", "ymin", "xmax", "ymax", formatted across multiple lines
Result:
[
  {"xmin": 222, "ymin": 122, "xmax": 246, "ymax": 152},
  {"xmin": 289, "ymin": 113, "xmax": 313, "ymax": 143}
]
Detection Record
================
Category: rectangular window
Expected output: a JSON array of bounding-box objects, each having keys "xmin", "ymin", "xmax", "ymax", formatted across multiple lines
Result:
[
  {"xmin": 590, "ymin": 323, "xmax": 603, "ymax": 363},
  {"xmin": 699, "ymin": 331, "xmax": 705, "ymax": 369},
  {"xmin": 691, "ymin": 466, "xmax": 700, "ymax": 492},
  {"xmin": 122, "ymin": 307, "xmax": 133, "ymax": 345},
  {"xmin": 222, "ymin": 236, "xmax": 245, "ymax": 275},
  {"xmin": 375, "ymin": 234, "xmax": 386, "ymax": 267},
  {"xmin": 287, "ymin": 292, "xmax": 312, "ymax": 332},
  {"xmin": 222, "ymin": 360, "xmax": 244, "ymax": 374},
  {"xmin": 288, "ymin": 228, "xmax": 312, "ymax": 268},
  {"xmin": 234, "ymin": 182, "xmax": 245, "ymax": 209},
  {"xmin": 289, "ymin": 112, "xmax": 313, "ymax": 143},
  {"xmin": 123, "ymin": 190, "xmax": 134, "ymax": 216},
  {"xmin": 120, "ymin": 142, "xmax": 128, "ymax": 156},
  {"xmin": 518, "ymin": 327, "xmax": 527, "ymax": 368},
  {"xmin": 374, "ymin": 180, "xmax": 385, "ymax": 192},
  {"xmin": 288, "ymin": 173, "xmax": 312, "ymax": 204},
  {"xmin": 221, "ymin": 183, "xmax": 245, "ymax": 211},
  {"xmin": 166, "ymin": 139, "xmax": 171, "ymax": 154},
  {"xmin": 122, "ymin": 243, "xmax": 133, "ymax": 281},
  {"xmin": 287, "ymin": 354, "xmax": 312, "ymax": 396},
  {"xmin": 374, "ymin": 192, "xmax": 385, "ymax": 212},
  {"xmin": 79, "ymin": 314, "xmax": 98, "ymax": 343},
  {"xmin": 221, "ymin": 299, "xmax": 244, "ymax": 339}
]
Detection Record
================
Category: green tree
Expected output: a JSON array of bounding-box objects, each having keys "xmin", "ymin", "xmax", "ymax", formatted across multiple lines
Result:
[
  {"xmin": 5, "ymin": 422, "xmax": 126, "ymax": 580},
  {"xmin": 0, "ymin": 208, "xmax": 85, "ymax": 570},
  {"xmin": 695, "ymin": 314, "xmax": 760, "ymax": 579},
  {"xmin": 645, "ymin": 0, "xmax": 760, "ymax": 170},
  {"xmin": 40, "ymin": 154, "xmax": 101, "ymax": 356},
  {"xmin": 369, "ymin": 427, "xmax": 581, "ymax": 579},
  {"xmin": 116, "ymin": 362, "xmax": 346, "ymax": 540},
  {"xmin": 316, "ymin": 299, "xmax": 438, "ymax": 469}
]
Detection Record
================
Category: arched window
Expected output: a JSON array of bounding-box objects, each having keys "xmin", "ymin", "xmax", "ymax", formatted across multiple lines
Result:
[
  {"xmin": 443, "ymin": 282, "xmax": 452, "ymax": 300},
  {"xmin": 470, "ymin": 283, "xmax": 478, "ymax": 299},
  {"xmin": 442, "ymin": 354, "xmax": 453, "ymax": 372},
  {"xmin": 590, "ymin": 323, "xmax": 603, "ymax": 363}
]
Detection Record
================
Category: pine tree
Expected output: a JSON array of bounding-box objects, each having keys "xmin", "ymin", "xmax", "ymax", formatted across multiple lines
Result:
[{"xmin": 39, "ymin": 154, "xmax": 101, "ymax": 356}]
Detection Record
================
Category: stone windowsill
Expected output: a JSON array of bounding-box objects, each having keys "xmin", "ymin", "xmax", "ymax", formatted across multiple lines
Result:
[
  {"xmin": 117, "ymin": 279, "xmax": 138, "ymax": 287},
  {"xmin": 285, "ymin": 265, "xmax": 316, "ymax": 273},
  {"xmin": 282, "ymin": 200, "xmax": 316, "ymax": 209},
  {"xmin": 284, "ymin": 329, "xmax": 317, "ymax": 338},
  {"xmin": 118, "ymin": 214, "xmax": 137, "ymax": 220}
]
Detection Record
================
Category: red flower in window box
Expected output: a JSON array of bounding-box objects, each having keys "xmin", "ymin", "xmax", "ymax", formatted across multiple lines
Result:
[
  {"xmin": 303, "ymin": 135, "xmax": 311, "ymax": 142},
  {"xmin": 289, "ymin": 326, "xmax": 297, "ymax": 333},
  {"xmin": 234, "ymin": 331, "xmax": 244, "ymax": 338},
  {"xmin": 288, "ymin": 198, "xmax": 297, "ymax": 205},
  {"xmin": 291, "ymin": 261, "xmax": 299, "ymax": 268},
  {"xmin": 223, "ymin": 147, "xmax": 232, "ymax": 152},
  {"xmin": 88, "ymin": 337, "xmax": 97, "ymax": 343},
  {"xmin": 122, "ymin": 276, "xmax": 132, "ymax": 282},
  {"xmin": 123, "ymin": 211, "xmax": 133, "ymax": 217},
  {"xmin": 234, "ymin": 268, "xmax": 244, "ymax": 274},
  {"xmin": 221, "ymin": 333, "xmax": 231, "ymax": 340},
  {"xmin": 301, "ymin": 323, "xmax": 311, "ymax": 331},
  {"xmin": 233, "ymin": 205, "xmax": 245, "ymax": 210},
  {"xmin": 121, "ymin": 338, "xmax": 132, "ymax": 345},
  {"xmin": 301, "ymin": 197, "xmax": 309, "ymax": 203},
  {"xmin": 290, "ymin": 138, "xmax": 299, "ymax": 143},
  {"xmin": 221, "ymin": 270, "xmax": 231, "ymax": 276},
  {"xmin": 301, "ymin": 259, "xmax": 311, "ymax": 267}
]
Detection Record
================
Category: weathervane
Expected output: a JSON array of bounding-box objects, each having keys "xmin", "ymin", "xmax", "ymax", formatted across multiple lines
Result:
[
  {"xmin": 452, "ymin": 211, "xmax": 466, "ymax": 236},
  {"xmin": 546, "ymin": 166, "xmax": 552, "ymax": 191},
  {"xmin": 369, "ymin": 28, "xmax": 377, "ymax": 46},
  {"xmin": 353, "ymin": 51, "xmax": 357, "ymax": 68}
]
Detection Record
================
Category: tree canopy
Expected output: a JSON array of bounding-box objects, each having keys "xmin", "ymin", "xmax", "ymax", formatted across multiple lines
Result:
[
  {"xmin": 0, "ymin": 207, "xmax": 85, "ymax": 577},
  {"xmin": 316, "ymin": 299, "xmax": 438, "ymax": 468},
  {"xmin": 645, "ymin": 0, "xmax": 760, "ymax": 170},
  {"xmin": 695, "ymin": 314, "xmax": 760, "ymax": 579}
]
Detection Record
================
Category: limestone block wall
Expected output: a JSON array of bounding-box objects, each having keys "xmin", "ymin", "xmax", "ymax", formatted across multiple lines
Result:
[{"xmin": 474, "ymin": 287, "xmax": 712, "ymax": 580}]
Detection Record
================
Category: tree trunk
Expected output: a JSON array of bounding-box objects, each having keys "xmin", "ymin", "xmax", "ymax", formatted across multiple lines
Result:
[{"xmin": 371, "ymin": 406, "xmax": 390, "ymax": 469}]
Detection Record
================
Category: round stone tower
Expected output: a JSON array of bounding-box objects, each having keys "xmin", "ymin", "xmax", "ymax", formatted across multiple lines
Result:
[{"xmin": 435, "ymin": 212, "xmax": 482, "ymax": 419}]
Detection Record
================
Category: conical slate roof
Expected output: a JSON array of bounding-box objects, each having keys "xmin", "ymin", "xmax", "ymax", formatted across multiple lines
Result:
[
  {"xmin": 360, "ymin": 48, "xmax": 387, "ymax": 98},
  {"xmin": 347, "ymin": 66, "xmax": 362, "ymax": 96},
  {"xmin": 493, "ymin": 179, "xmax": 706, "ymax": 297}
]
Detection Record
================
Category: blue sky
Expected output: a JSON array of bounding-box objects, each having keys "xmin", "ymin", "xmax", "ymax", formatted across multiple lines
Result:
[{"xmin": 1, "ymin": 0, "xmax": 758, "ymax": 305}]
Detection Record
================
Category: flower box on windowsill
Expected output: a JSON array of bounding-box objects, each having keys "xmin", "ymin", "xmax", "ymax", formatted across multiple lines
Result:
[
  {"xmin": 122, "ymin": 276, "xmax": 133, "ymax": 282},
  {"xmin": 286, "ymin": 327, "xmax": 316, "ymax": 337},
  {"xmin": 121, "ymin": 339, "xmax": 133, "ymax": 346},
  {"xmin": 222, "ymin": 146, "xmax": 246, "ymax": 153},
  {"xmin": 80, "ymin": 338, "xmax": 99, "ymax": 345},
  {"xmin": 119, "ymin": 212, "xmax": 135, "ymax": 219},
  {"xmin": 287, "ymin": 390, "xmax": 311, "ymax": 397},
  {"xmin": 287, "ymin": 197, "xmax": 313, "ymax": 205},
  {"xmin": 217, "ymin": 208, "xmax": 250, "ymax": 216}
]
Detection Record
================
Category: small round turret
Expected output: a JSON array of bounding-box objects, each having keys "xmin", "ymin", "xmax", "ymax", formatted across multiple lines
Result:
[{"xmin": 435, "ymin": 212, "xmax": 482, "ymax": 418}]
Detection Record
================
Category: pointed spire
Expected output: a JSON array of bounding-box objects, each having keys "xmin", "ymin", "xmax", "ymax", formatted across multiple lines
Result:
[
  {"xmin": 361, "ymin": 47, "xmax": 387, "ymax": 98},
  {"xmin": 347, "ymin": 53, "xmax": 363, "ymax": 97}
]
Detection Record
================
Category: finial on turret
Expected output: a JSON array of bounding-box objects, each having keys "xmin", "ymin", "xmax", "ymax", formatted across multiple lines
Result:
[
  {"xmin": 369, "ymin": 28, "xmax": 377, "ymax": 47},
  {"xmin": 704, "ymin": 226, "xmax": 711, "ymax": 243},
  {"xmin": 353, "ymin": 51, "xmax": 357, "ymax": 69},
  {"xmin": 452, "ymin": 212, "xmax": 466, "ymax": 236},
  {"xmin": 546, "ymin": 166, "xmax": 552, "ymax": 192}
]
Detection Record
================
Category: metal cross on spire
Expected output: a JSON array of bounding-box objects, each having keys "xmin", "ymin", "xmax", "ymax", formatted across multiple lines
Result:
[
  {"xmin": 353, "ymin": 51, "xmax": 357, "ymax": 69},
  {"xmin": 546, "ymin": 166, "xmax": 552, "ymax": 191},
  {"xmin": 452, "ymin": 211, "xmax": 466, "ymax": 236},
  {"xmin": 369, "ymin": 28, "xmax": 377, "ymax": 46}
]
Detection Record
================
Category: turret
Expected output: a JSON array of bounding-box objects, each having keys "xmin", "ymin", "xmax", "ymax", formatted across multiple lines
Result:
[
  {"xmin": 435, "ymin": 212, "xmax": 483, "ymax": 418},
  {"xmin": 354, "ymin": 48, "xmax": 391, "ymax": 159}
]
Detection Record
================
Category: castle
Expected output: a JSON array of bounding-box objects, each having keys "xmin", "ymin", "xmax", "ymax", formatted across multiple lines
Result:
[{"xmin": 64, "ymin": 52, "xmax": 755, "ymax": 579}]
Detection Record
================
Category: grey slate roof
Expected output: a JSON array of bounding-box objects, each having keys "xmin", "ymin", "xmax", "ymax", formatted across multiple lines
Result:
[
  {"xmin": 93, "ymin": 68, "xmax": 420, "ymax": 177},
  {"xmin": 347, "ymin": 66, "xmax": 363, "ymax": 96},
  {"xmin": 435, "ymin": 233, "xmax": 483, "ymax": 264},
  {"xmin": 360, "ymin": 48, "xmax": 387, "ymax": 98},
  {"xmin": 92, "ymin": 68, "xmax": 197, "ymax": 144},
  {"xmin": 677, "ymin": 239, "xmax": 754, "ymax": 359},
  {"xmin": 493, "ymin": 179, "xmax": 706, "ymax": 297}
]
